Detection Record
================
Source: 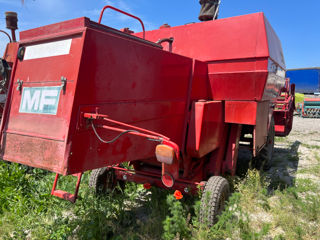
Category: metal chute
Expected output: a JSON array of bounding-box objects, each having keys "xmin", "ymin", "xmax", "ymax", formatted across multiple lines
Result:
[{"xmin": 199, "ymin": 0, "xmax": 221, "ymax": 21}]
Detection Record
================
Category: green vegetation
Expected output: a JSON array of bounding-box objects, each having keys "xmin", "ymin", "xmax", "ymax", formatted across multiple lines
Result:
[
  {"xmin": 0, "ymin": 140, "xmax": 320, "ymax": 239},
  {"xmin": 295, "ymin": 93, "xmax": 305, "ymax": 106},
  {"xmin": 274, "ymin": 136, "xmax": 288, "ymax": 142}
]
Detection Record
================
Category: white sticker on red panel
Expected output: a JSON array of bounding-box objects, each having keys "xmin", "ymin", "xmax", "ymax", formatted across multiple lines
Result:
[{"xmin": 24, "ymin": 39, "xmax": 72, "ymax": 60}]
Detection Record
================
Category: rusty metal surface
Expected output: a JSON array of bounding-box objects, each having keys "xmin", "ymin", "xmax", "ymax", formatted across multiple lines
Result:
[{"xmin": 2, "ymin": 132, "xmax": 65, "ymax": 173}]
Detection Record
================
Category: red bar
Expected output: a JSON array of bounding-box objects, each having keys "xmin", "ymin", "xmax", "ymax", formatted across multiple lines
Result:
[{"xmin": 98, "ymin": 5, "xmax": 145, "ymax": 39}]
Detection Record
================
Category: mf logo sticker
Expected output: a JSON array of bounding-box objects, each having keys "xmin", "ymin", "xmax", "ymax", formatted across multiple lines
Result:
[{"xmin": 19, "ymin": 86, "xmax": 61, "ymax": 115}]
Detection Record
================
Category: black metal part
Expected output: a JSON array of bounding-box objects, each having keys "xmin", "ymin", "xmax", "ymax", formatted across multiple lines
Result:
[
  {"xmin": 17, "ymin": 47, "xmax": 25, "ymax": 61},
  {"xmin": 156, "ymin": 37, "xmax": 174, "ymax": 52},
  {"xmin": 16, "ymin": 79, "xmax": 23, "ymax": 93},
  {"xmin": 61, "ymin": 76, "xmax": 67, "ymax": 94},
  {"xmin": 199, "ymin": 0, "xmax": 220, "ymax": 21},
  {"xmin": 0, "ymin": 58, "xmax": 10, "ymax": 94},
  {"xmin": 91, "ymin": 122, "xmax": 139, "ymax": 144},
  {"xmin": 5, "ymin": 12, "xmax": 18, "ymax": 42}
]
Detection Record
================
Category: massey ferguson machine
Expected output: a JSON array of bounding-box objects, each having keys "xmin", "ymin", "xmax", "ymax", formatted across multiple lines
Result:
[{"xmin": 0, "ymin": 6, "xmax": 295, "ymax": 225}]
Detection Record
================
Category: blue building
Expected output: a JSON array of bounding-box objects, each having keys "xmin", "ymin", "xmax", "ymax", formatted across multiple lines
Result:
[{"xmin": 286, "ymin": 67, "xmax": 320, "ymax": 94}]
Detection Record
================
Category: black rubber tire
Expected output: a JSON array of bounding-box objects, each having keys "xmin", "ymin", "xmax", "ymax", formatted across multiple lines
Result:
[
  {"xmin": 256, "ymin": 117, "xmax": 275, "ymax": 171},
  {"xmin": 200, "ymin": 176, "xmax": 230, "ymax": 227},
  {"xmin": 89, "ymin": 167, "xmax": 120, "ymax": 194}
]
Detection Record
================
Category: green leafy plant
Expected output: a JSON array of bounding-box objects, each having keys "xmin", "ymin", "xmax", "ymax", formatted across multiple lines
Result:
[{"xmin": 162, "ymin": 194, "xmax": 191, "ymax": 240}]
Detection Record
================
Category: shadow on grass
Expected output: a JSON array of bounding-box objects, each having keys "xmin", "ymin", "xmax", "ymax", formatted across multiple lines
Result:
[
  {"xmin": 266, "ymin": 140, "xmax": 301, "ymax": 191},
  {"xmin": 64, "ymin": 187, "xmax": 172, "ymax": 240}
]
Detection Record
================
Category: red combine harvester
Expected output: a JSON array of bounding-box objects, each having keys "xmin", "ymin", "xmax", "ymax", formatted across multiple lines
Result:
[{"xmin": 0, "ymin": 6, "xmax": 295, "ymax": 225}]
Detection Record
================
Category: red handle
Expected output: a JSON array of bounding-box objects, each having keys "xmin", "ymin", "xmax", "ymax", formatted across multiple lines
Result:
[{"xmin": 98, "ymin": 5, "xmax": 145, "ymax": 39}]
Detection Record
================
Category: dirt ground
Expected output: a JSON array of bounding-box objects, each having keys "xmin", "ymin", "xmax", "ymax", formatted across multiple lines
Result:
[{"xmin": 267, "ymin": 116, "xmax": 320, "ymax": 187}]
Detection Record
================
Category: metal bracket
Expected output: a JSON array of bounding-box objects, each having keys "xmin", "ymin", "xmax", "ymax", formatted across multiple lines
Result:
[
  {"xmin": 51, "ymin": 172, "xmax": 83, "ymax": 203},
  {"xmin": 61, "ymin": 76, "xmax": 67, "ymax": 94},
  {"xmin": 16, "ymin": 79, "xmax": 23, "ymax": 93},
  {"xmin": 156, "ymin": 37, "xmax": 174, "ymax": 52}
]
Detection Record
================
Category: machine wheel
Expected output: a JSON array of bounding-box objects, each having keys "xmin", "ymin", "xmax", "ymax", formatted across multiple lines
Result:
[
  {"xmin": 200, "ymin": 176, "xmax": 230, "ymax": 227},
  {"xmin": 256, "ymin": 117, "xmax": 275, "ymax": 170},
  {"xmin": 89, "ymin": 167, "xmax": 123, "ymax": 194}
]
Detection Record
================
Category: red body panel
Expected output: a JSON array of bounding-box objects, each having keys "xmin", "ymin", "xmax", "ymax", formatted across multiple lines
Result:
[
  {"xmin": 1, "ymin": 18, "xmax": 196, "ymax": 175},
  {"xmin": 135, "ymin": 13, "xmax": 286, "ymax": 102},
  {"xmin": 187, "ymin": 101, "xmax": 224, "ymax": 158}
]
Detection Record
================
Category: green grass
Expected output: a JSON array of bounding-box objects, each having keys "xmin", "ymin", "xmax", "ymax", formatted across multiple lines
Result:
[
  {"xmin": 1, "ymin": 138, "xmax": 320, "ymax": 239},
  {"xmin": 295, "ymin": 93, "xmax": 305, "ymax": 106},
  {"xmin": 275, "ymin": 136, "xmax": 288, "ymax": 142},
  {"xmin": 300, "ymin": 143, "xmax": 320, "ymax": 149}
]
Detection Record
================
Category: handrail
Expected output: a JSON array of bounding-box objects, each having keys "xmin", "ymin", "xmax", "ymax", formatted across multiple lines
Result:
[
  {"xmin": 98, "ymin": 5, "xmax": 145, "ymax": 39},
  {"xmin": 0, "ymin": 30, "xmax": 12, "ymax": 43}
]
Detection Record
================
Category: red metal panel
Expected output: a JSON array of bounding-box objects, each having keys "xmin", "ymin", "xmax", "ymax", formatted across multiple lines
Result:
[
  {"xmin": 2, "ymin": 42, "xmax": 19, "ymax": 63},
  {"xmin": 5, "ymin": 35, "xmax": 84, "ymax": 139},
  {"xmin": 209, "ymin": 72, "xmax": 268, "ymax": 101},
  {"xmin": 187, "ymin": 101, "xmax": 224, "ymax": 158},
  {"xmin": 135, "ymin": 13, "xmax": 285, "ymax": 102},
  {"xmin": 225, "ymin": 101, "xmax": 257, "ymax": 125},
  {"xmin": 135, "ymin": 13, "xmax": 269, "ymax": 62},
  {"xmin": 204, "ymin": 124, "xmax": 229, "ymax": 176},
  {"xmin": 2, "ymin": 18, "xmax": 194, "ymax": 175},
  {"xmin": 225, "ymin": 101, "xmax": 270, "ymax": 125},
  {"xmin": 254, "ymin": 101, "xmax": 269, "ymax": 155},
  {"xmin": 19, "ymin": 17, "xmax": 89, "ymax": 41},
  {"xmin": 207, "ymin": 57, "xmax": 269, "ymax": 73},
  {"xmin": 1, "ymin": 31, "xmax": 85, "ymax": 174},
  {"xmin": 66, "ymin": 26, "xmax": 193, "ymax": 174},
  {"xmin": 223, "ymin": 124, "xmax": 242, "ymax": 175},
  {"xmin": 191, "ymin": 60, "xmax": 212, "ymax": 101},
  {"xmin": 225, "ymin": 100, "xmax": 269, "ymax": 156},
  {"xmin": 2, "ymin": 133, "xmax": 65, "ymax": 173}
]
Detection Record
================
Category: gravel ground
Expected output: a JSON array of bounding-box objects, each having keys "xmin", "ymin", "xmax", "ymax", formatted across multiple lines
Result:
[
  {"xmin": 267, "ymin": 116, "xmax": 320, "ymax": 187},
  {"xmin": 291, "ymin": 115, "xmax": 320, "ymax": 134}
]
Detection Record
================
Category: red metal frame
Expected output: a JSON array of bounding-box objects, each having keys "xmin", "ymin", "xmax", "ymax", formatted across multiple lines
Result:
[
  {"xmin": 83, "ymin": 112, "xmax": 180, "ymax": 161},
  {"xmin": 51, "ymin": 173, "xmax": 83, "ymax": 203},
  {"xmin": 83, "ymin": 113, "xmax": 170, "ymax": 140},
  {"xmin": 113, "ymin": 166, "xmax": 202, "ymax": 194},
  {"xmin": 223, "ymin": 124, "xmax": 242, "ymax": 175},
  {"xmin": 274, "ymin": 79, "xmax": 295, "ymax": 136},
  {"xmin": 98, "ymin": 5, "xmax": 145, "ymax": 39}
]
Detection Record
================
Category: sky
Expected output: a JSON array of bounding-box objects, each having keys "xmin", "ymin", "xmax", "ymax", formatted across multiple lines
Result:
[{"xmin": 0, "ymin": 0, "xmax": 319, "ymax": 69}]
